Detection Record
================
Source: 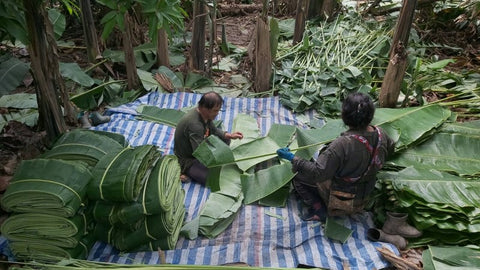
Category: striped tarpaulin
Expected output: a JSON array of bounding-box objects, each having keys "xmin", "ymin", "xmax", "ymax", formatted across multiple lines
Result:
[{"xmin": 20, "ymin": 91, "xmax": 395, "ymax": 269}]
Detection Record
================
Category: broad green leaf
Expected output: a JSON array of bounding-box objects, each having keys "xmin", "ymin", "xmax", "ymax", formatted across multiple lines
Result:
[
  {"xmin": 157, "ymin": 66, "xmax": 184, "ymax": 89},
  {"xmin": 229, "ymin": 113, "xmax": 260, "ymax": 150},
  {"xmin": 440, "ymin": 120, "xmax": 480, "ymax": 135},
  {"xmin": 294, "ymin": 119, "xmax": 345, "ymax": 159},
  {"xmin": 232, "ymin": 136, "xmax": 280, "ymax": 172},
  {"xmin": 427, "ymin": 245, "xmax": 480, "ymax": 269},
  {"xmin": 325, "ymin": 217, "xmax": 353, "ymax": 244},
  {"xmin": 266, "ymin": 123, "xmax": 296, "ymax": 148},
  {"xmin": 0, "ymin": 108, "xmax": 38, "ymax": 131},
  {"xmin": 378, "ymin": 167, "xmax": 480, "ymax": 214},
  {"xmin": 0, "ymin": 57, "xmax": 29, "ymax": 95},
  {"xmin": 193, "ymin": 135, "xmax": 235, "ymax": 168},
  {"xmin": 137, "ymin": 69, "xmax": 159, "ymax": 92},
  {"xmin": 389, "ymin": 132, "xmax": 480, "ymax": 177},
  {"xmin": 241, "ymin": 163, "xmax": 295, "ymax": 205},
  {"xmin": 258, "ymin": 185, "xmax": 290, "ymax": 207},
  {"xmin": 0, "ymin": 93, "xmax": 37, "ymax": 109},
  {"xmin": 47, "ymin": 8, "xmax": 66, "ymax": 40},
  {"xmin": 136, "ymin": 105, "xmax": 185, "ymax": 127},
  {"xmin": 372, "ymin": 105, "xmax": 451, "ymax": 151},
  {"xmin": 59, "ymin": 62, "xmax": 95, "ymax": 87}
]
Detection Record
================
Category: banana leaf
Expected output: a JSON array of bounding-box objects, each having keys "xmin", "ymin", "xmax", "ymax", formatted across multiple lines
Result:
[
  {"xmin": 182, "ymin": 164, "xmax": 244, "ymax": 239},
  {"xmin": 229, "ymin": 113, "xmax": 261, "ymax": 150},
  {"xmin": 372, "ymin": 104, "xmax": 451, "ymax": 151},
  {"xmin": 1, "ymin": 213, "xmax": 88, "ymax": 248},
  {"xmin": 241, "ymin": 163, "xmax": 295, "ymax": 205},
  {"xmin": 265, "ymin": 123, "xmax": 296, "ymax": 148},
  {"xmin": 1, "ymin": 159, "xmax": 92, "ymax": 217},
  {"xmin": 193, "ymin": 135, "xmax": 235, "ymax": 168},
  {"xmin": 324, "ymin": 217, "xmax": 353, "ymax": 244},
  {"xmin": 88, "ymin": 145, "xmax": 161, "ymax": 202},
  {"xmin": 294, "ymin": 119, "xmax": 345, "ymax": 159},
  {"xmin": 440, "ymin": 119, "xmax": 480, "ymax": 135},
  {"xmin": 388, "ymin": 132, "xmax": 480, "ymax": 177},
  {"xmin": 136, "ymin": 105, "xmax": 185, "ymax": 127},
  {"xmin": 9, "ymin": 233, "xmax": 95, "ymax": 262},
  {"xmin": 423, "ymin": 245, "xmax": 480, "ymax": 270},
  {"xmin": 40, "ymin": 129, "xmax": 125, "ymax": 166},
  {"xmin": 258, "ymin": 184, "xmax": 290, "ymax": 207},
  {"xmin": 377, "ymin": 167, "xmax": 480, "ymax": 246}
]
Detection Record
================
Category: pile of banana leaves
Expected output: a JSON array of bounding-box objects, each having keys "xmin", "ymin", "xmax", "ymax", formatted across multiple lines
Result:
[
  {"xmin": 1, "ymin": 130, "xmax": 186, "ymax": 260},
  {"xmin": 373, "ymin": 119, "xmax": 480, "ymax": 247},
  {"xmin": 0, "ymin": 158, "xmax": 95, "ymax": 261},
  {"xmin": 91, "ymin": 155, "xmax": 186, "ymax": 251},
  {"xmin": 40, "ymin": 129, "xmax": 127, "ymax": 167},
  {"xmin": 189, "ymin": 104, "xmax": 480, "ymax": 248}
]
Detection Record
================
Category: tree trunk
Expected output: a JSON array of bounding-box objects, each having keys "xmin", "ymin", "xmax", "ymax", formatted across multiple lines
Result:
[
  {"xmin": 379, "ymin": 0, "xmax": 417, "ymax": 108},
  {"xmin": 254, "ymin": 16, "xmax": 272, "ymax": 93},
  {"xmin": 23, "ymin": 0, "xmax": 67, "ymax": 144},
  {"xmin": 320, "ymin": 0, "xmax": 338, "ymax": 20},
  {"xmin": 156, "ymin": 28, "xmax": 170, "ymax": 67},
  {"xmin": 191, "ymin": 0, "xmax": 206, "ymax": 71},
  {"xmin": 123, "ymin": 11, "xmax": 141, "ymax": 90},
  {"xmin": 293, "ymin": 0, "xmax": 310, "ymax": 45},
  {"xmin": 79, "ymin": 0, "xmax": 101, "ymax": 63}
]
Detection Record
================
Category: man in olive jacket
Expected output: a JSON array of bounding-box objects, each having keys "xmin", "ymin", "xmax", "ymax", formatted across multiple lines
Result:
[{"xmin": 174, "ymin": 91, "xmax": 243, "ymax": 185}]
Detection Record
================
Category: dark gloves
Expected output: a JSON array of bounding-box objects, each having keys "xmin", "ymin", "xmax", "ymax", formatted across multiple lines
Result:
[{"xmin": 277, "ymin": 147, "xmax": 294, "ymax": 161}]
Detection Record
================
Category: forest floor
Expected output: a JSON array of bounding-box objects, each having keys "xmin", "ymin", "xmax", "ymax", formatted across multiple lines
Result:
[{"xmin": 0, "ymin": 1, "xmax": 479, "ymax": 268}]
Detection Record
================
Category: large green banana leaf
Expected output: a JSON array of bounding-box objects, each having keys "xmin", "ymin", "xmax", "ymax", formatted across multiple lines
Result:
[
  {"xmin": 423, "ymin": 245, "xmax": 480, "ymax": 270},
  {"xmin": 440, "ymin": 119, "xmax": 480, "ymax": 135},
  {"xmin": 388, "ymin": 132, "xmax": 480, "ymax": 177},
  {"xmin": 136, "ymin": 105, "xmax": 186, "ymax": 127},
  {"xmin": 294, "ymin": 119, "xmax": 345, "ymax": 159},
  {"xmin": 266, "ymin": 123, "xmax": 297, "ymax": 148},
  {"xmin": 229, "ymin": 113, "xmax": 261, "ymax": 150},
  {"xmin": 193, "ymin": 135, "xmax": 235, "ymax": 168},
  {"xmin": 372, "ymin": 104, "xmax": 451, "ymax": 151},
  {"xmin": 241, "ymin": 163, "xmax": 295, "ymax": 205},
  {"xmin": 1, "ymin": 159, "xmax": 92, "ymax": 217},
  {"xmin": 1, "ymin": 213, "xmax": 88, "ymax": 248},
  {"xmin": 40, "ymin": 129, "xmax": 126, "ymax": 166},
  {"xmin": 182, "ymin": 164, "xmax": 244, "ymax": 239},
  {"xmin": 88, "ymin": 145, "xmax": 161, "ymax": 202}
]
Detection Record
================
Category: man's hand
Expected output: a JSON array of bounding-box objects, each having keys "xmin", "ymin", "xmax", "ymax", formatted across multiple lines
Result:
[
  {"xmin": 277, "ymin": 147, "xmax": 294, "ymax": 161},
  {"xmin": 226, "ymin": 131, "xmax": 243, "ymax": 140}
]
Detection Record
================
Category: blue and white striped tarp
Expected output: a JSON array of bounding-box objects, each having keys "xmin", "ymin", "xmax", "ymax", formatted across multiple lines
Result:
[{"xmin": 0, "ymin": 92, "xmax": 398, "ymax": 269}]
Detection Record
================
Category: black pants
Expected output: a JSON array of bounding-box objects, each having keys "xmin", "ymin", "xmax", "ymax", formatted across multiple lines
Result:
[
  {"xmin": 186, "ymin": 159, "xmax": 208, "ymax": 185},
  {"xmin": 292, "ymin": 171, "xmax": 329, "ymax": 207}
]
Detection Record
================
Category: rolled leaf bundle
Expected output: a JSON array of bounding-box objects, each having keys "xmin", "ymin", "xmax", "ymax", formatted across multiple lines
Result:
[
  {"xmin": 1, "ymin": 159, "xmax": 92, "ymax": 217},
  {"xmin": 91, "ymin": 155, "xmax": 181, "ymax": 226},
  {"xmin": 1, "ymin": 213, "xmax": 88, "ymax": 248},
  {"xmin": 40, "ymin": 129, "xmax": 125, "ymax": 166},
  {"xmin": 9, "ymin": 233, "xmax": 95, "ymax": 262},
  {"xmin": 88, "ymin": 145, "xmax": 161, "ymax": 202},
  {"xmin": 94, "ymin": 190, "xmax": 185, "ymax": 251}
]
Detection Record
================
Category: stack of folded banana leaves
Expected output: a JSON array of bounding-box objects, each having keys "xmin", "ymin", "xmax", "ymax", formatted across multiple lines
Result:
[
  {"xmin": 89, "ymin": 150, "xmax": 186, "ymax": 252},
  {"xmin": 0, "ymin": 158, "xmax": 95, "ymax": 262},
  {"xmin": 39, "ymin": 129, "xmax": 127, "ymax": 167}
]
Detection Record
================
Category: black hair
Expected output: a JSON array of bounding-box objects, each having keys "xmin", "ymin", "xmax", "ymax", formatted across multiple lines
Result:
[
  {"xmin": 198, "ymin": 91, "xmax": 223, "ymax": 109},
  {"xmin": 341, "ymin": 92, "xmax": 375, "ymax": 129}
]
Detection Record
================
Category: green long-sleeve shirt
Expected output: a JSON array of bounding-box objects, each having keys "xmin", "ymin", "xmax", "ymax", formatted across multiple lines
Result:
[{"xmin": 173, "ymin": 108, "xmax": 226, "ymax": 173}]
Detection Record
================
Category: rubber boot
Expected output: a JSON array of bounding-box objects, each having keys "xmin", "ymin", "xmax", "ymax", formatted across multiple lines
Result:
[
  {"xmin": 382, "ymin": 211, "xmax": 422, "ymax": 238},
  {"xmin": 78, "ymin": 111, "xmax": 91, "ymax": 128},
  {"xmin": 90, "ymin": 111, "xmax": 111, "ymax": 126},
  {"xmin": 367, "ymin": 228, "xmax": 407, "ymax": 250}
]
